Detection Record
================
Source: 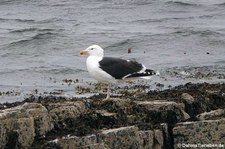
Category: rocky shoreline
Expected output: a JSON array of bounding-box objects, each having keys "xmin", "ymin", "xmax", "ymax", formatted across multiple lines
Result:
[{"xmin": 0, "ymin": 82, "xmax": 225, "ymax": 149}]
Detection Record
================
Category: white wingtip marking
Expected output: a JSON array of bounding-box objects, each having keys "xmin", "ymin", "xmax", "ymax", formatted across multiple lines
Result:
[
  {"xmin": 155, "ymin": 71, "xmax": 160, "ymax": 76},
  {"xmin": 140, "ymin": 76, "xmax": 152, "ymax": 79}
]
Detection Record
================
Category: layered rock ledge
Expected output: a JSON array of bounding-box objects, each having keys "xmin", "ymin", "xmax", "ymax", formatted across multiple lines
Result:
[{"xmin": 0, "ymin": 83, "xmax": 225, "ymax": 149}]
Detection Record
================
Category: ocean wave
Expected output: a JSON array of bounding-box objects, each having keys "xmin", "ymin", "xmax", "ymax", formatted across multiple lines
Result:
[
  {"xmin": 134, "ymin": 16, "xmax": 195, "ymax": 24},
  {"xmin": 32, "ymin": 32, "xmax": 58, "ymax": 40},
  {"xmin": 0, "ymin": 18, "xmax": 10, "ymax": 21},
  {"xmin": 0, "ymin": 17, "xmax": 64, "ymax": 24},
  {"xmin": 214, "ymin": 2, "xmax": 225, "ymax": 6},
  {"xmin": 10, "ymin": 28, "xmax": 56, "ymax": 33},
  {"xmin": 166, "ymin": 0, "xmax": 225, "ymax": 6},
  {"xmin": 0, "ymin": 0, "xmax": 15, "ymax": 5},
  {"xmin": 134, "ymin": 14, "xmax": 216, "ymax": 24},
  {"xmin": 14, "ymin": 18, "xmax": 35, "ymax": 23},
  {"xmin": 38, "ymin": 67, "xmax": 82, "ymax": 75},
  {"xmin": 36, "ymin": 18, "xmax": 64, "ymax": 24},
  {"xmin": 165, "ymin": 0, "xmax": 200, "ymax": 6},
  {"xmin": 10, "ymin": 28, "xmax": 37, "ymax": 33},
  {"xmin": 106, "ymin": 39, "xmax": 131, "ymax": 48},
  {"xmin": 0, "ymin": 66, "xmax": 83, "ymax": 76},
  {"xmin": 38, "ymin": 1, "xmax": 76, "ymax": 7},
  {"xmin": 119, "ymin": 0, "xmax": 152, "ymax": 6},
  {"xmin": 112, "ymin": 0, "xmax": 152, "ymax": 5},
  {"xmin": 7, "ymin": 32, "xmax": 57, "ymax": 46},
  {"xmin": 0, "ymin": 18, "xmax": 35, "ymax": 23},
  {"xmin": 171, "ymin": 29, "xmax": 224, "ymax": 37},
  {"xmin": 0, "ymin": 68, "xmax": 30, "ymax": 74}
]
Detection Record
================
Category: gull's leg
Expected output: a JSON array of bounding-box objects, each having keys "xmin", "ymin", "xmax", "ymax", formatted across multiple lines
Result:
[{"xmin": 105, "ymin": 83, "xmax": 111, "ymax": 99}]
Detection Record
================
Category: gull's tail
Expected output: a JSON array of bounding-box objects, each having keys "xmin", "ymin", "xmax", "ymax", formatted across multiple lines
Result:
[{"xmin": 126, "ymin": 69, "xmax": 158, "ymax": 79}]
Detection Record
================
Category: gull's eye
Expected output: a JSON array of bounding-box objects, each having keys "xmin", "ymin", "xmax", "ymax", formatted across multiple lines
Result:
[{"xmin": 90, "ymin": 48, "xmax": 94, "ymax": 50}]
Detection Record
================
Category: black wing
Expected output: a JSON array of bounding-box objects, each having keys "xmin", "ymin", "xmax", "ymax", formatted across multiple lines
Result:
[{"xmin": 99, "ymin": 57, "xmax": 143, "ymax": 79}]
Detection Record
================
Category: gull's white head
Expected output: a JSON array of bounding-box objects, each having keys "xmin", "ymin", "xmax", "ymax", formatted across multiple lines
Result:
[{"xmin": 80, "ymin": 45, "xmax": 104, "ymax": 57}]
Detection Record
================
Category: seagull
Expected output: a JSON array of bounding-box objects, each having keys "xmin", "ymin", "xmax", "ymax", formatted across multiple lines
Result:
[{"xmin": 80, "ymin": 45, "xmax": 156, "ymax": 99}]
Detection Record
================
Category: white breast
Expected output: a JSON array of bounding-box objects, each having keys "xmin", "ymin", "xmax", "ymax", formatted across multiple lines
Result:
[{"xmin": 86, "ymin": 56, "xmax": 115, "ymax": 83}]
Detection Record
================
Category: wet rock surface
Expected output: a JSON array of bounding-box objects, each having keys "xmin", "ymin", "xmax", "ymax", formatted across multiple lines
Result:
[
  {"xmin": 173, "ymin": 119, "xmax": 225, "ymax": 149},
  {"xmin": 0, "ymin": 82, "xmax": 225, "ymax": 149}
]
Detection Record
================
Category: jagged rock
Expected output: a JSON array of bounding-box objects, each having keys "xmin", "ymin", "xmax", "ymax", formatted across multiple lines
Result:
[
  {"xmin": 98, "ymin": 126, "xmax": 164, "ymax": 149},
  {"xmin": 0, "ymin": 117, "xmax": 35, "ymax": 149},
  {"xmin": 154, "ymin": 129, "xmax": 164, "ymax": 149},
  {"xmin": 48, "ymin": 101, "xmax": 87, "ymax": 121},
  {"xmin": 0, "ymin": 106, "xmax": 35, "ymax": 148},
  {"xmin": 48, "ymin": 126, "xmax": 163, "ymax": 149},
  {"xmin": 196, "ymin": 109, "xmax": 225, "ymax": 120},
  {"xmin": 181, "ymin": 93, "xmax": 195, "ymax": 103},
  {"xmin": 45, "ymin": 101, "xmax": 88, "ymax": 137},
  {"xmin": 138, "ymin": 129, "xmax": 164, "ymax": 149},
  {"xmin": 95, "ymin": 110, "xmax": 118, "ymax": 126},
  {"xmin": 138, "ymin": 130, "xmax": 154, "ymax": 149},
  {"xmin": 96, "ymin": 110, "xmax": 117, "ymax": 118},
  {"xmin": 100, "ymin": 98, "xmax": 132, "ymax": 114},
  {"xmin": 173, "ymin": 118, "xmax": 225, "ymax": 149},
  {"xmin": 0, "ymin": 83, "xmax": 224, "ymax": 148},
  {"xmin": 56, "ymin": 135, "xmax": 107, "ymax": 149},
  {"xmin": 98, "ymin": 126, "xmax": 140, "ymax": 149},
  {"xmin": 133, "ymin": 100, "xmax": 190, "ymax": 124},
  {"xmin": 22, "ymin": 103, "xmax": 53, "ymax": 137},
  {"xmin": 0, "ymin": 103, "xmax": 50, "ymax": 148}
]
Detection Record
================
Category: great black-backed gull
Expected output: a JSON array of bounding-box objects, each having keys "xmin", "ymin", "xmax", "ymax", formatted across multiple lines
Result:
[{"xmin": 80, "ymin": 45, "xmax": 156, "ymax": 99}]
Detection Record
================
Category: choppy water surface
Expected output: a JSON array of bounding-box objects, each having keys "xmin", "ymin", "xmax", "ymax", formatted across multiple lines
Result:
[{"xmin": 1, "ymin": 0, "xmax": 225, "ymax": 103}]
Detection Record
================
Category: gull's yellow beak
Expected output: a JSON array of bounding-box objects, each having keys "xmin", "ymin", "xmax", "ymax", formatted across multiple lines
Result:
[{"xmin": 80, "ymin": 50, "xmax": 89, "ymax": 55}]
